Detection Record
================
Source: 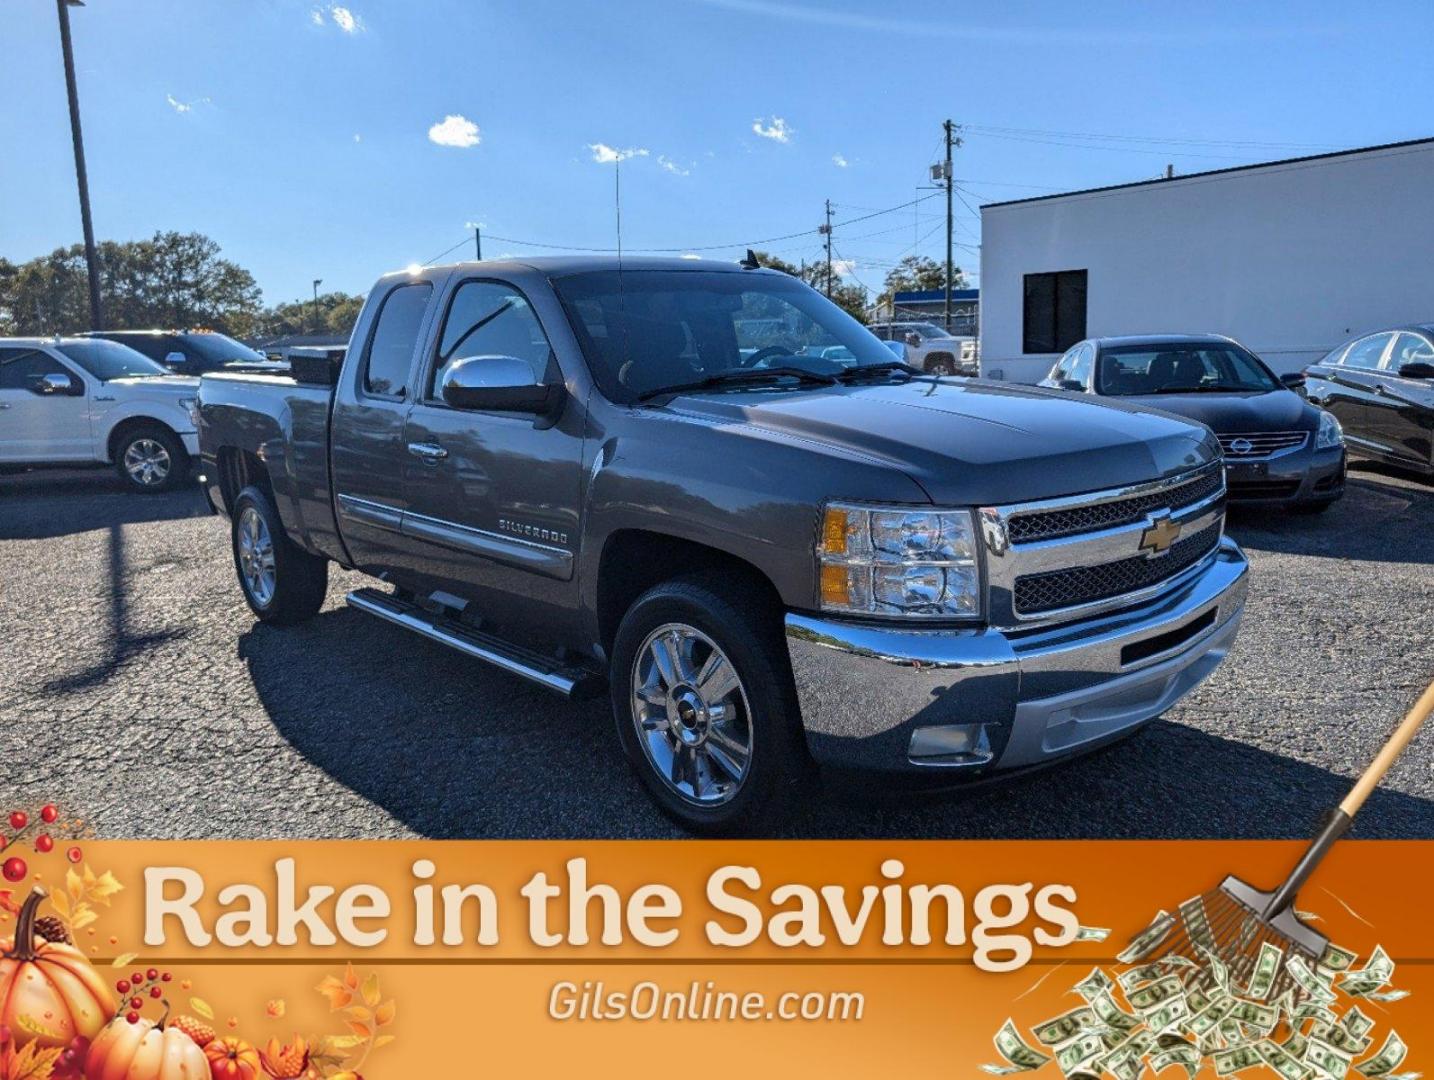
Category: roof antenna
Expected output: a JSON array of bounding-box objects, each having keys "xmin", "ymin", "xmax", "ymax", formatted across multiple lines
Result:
[
  {"xmin": 740, "ymin": 248, "xmax": 760, "ymax": 270},
  {"xmin": 614, "ymin": 157, "xmax": 623, "ymax": 263}
]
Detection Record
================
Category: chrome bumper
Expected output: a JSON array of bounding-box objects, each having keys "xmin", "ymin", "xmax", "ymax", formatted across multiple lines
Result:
[{"xmin": 784, "ymin": 536, "xmax": 1249, "ymax": 776}]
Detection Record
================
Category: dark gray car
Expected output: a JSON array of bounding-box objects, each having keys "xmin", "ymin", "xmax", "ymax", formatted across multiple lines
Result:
[
  {"xmin": 198, "ymin": 258, "xmax": 1248, "ymax": 833},
  {"xmin": 1041, "ymin": 335, "xmax": 1347, "ymax": 512}
]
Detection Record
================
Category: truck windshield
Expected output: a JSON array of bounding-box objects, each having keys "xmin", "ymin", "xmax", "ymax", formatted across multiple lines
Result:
[
  {"xmin": 181, "ymin": 333, "xmax": 267, "ymax": 365},
  {"xmin": 55, "ymin": 340, "xmax": 170, "ymax": 380},
  {"xmin": 1096, "ymin": 343, "xmax": 1281, "ymax": 395},
  {"xmin": 552, "ymin": 269, "xmax": 897, "ymax": 402}
]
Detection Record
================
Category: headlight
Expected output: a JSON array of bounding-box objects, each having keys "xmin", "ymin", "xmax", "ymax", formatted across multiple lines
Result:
[
  {"xmin": 179, "ymin": 397, "xmax": 200, "ymax": 427},
  {"xmin": 818, "ymin": 503, "xmax": 981, "ymax": 618},
  {"xmin": 1315, "ymin": 409, "xmax": 1343, "ymax": 450}
]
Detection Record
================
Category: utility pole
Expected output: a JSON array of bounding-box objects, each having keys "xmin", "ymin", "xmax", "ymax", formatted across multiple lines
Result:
[
  {"xmin": 819, "ymin": 198, "xmax": 834, "ymax": 298},
  {"xmin": 311, "ymin": 279, "xmax": 323, "ymax": 334},
  {"xmin": 56, "ymin": 0, "xmax": 102, "ymax": 331},
  {"xmin": 942, "ymin": 118, "xmax": 957, "ymax": 335}
]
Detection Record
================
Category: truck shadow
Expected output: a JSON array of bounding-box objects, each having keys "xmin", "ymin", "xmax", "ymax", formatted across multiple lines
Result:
[
  {"xmin": 1224, "ymin": 466, "xmax": 1434, "ymax": 565},
  {"xmin": 0, "ymin": 468, "xmax": 210, "ymax": 541},
  {"xmin": 239, "ymin": 607, "xmax": 1434, "ymax": 840}
]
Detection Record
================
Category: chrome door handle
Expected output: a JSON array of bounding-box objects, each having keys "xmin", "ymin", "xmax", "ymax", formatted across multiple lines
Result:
[
  {"xmin": 1373, "ymin": 383, "xmax": 1388, "ymax": 396},
  {"xmin": 0, "ymin": 402, "xmax": 9, "ymax": 410},
  {"xmin": 407, "ymin": 442, "xmax": 448, "ymax": 462}
]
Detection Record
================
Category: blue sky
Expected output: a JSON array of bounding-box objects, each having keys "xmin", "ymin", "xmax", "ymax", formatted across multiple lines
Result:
[{"xmin": 3, "ymin": 0, "xmax": 1432, "ymax": 304}]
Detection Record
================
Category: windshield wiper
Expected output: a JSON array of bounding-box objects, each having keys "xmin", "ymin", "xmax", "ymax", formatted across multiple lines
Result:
[
  {"xmin": 637, "ymin": 366, "xmax": 838, "ymax": 402},
  {"xmin": 837, "ymin": 361, "xmax": 926, "ymax": 383},
  {"xmin": 1150, "ymin": 384, "xmax": 1239, "ymax": 393}
]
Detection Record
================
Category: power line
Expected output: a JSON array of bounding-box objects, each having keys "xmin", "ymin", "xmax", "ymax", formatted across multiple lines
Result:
[{"xmin": 961, "ymin": 122, "xmax": 1341, "ymax": 152}]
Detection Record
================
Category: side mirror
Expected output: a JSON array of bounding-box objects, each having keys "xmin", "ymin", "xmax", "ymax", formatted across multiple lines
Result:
[
  {"xmin": 1280, "ymin": 372, "xmax": 1307, "ymax": 389},
  {"xmin": 32, "ymin": 372, "xmax": 76, "ymax": 396},
  {"xmin": 440, "ymin": 355, "xmax": 563, "ymax": 415},
  {"xmin": 163, "ymin": 351, "xmax": 188, "ymax": 369},
  {"xmin": 1398, "ymin": 361, "xmax": 1434, "ymax": 379}
]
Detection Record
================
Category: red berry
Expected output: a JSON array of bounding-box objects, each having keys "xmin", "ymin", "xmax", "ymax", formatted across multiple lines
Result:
[
  {"xmin": 35, "ymin": 835, "xmax": 54, "ymax": 853},
  {"xmin": 129, "ymin": 997, "xmax": 143, "ymax": 1010},
  {"xmin": 146, "ymin": 968, "xmax": 159, "ymax": 981},
  {"xmin": 161, "ymin": 972, "xmax": 172, "ymax": 982},
  {"xmin": 1, "ymin": 857, "xmax": 26, "ymax": 883},
  {"xmin": 8, "ymin": 812, "xmax": 26, "ymax": 831},
  {"xmin": 116, "ymin": 979, "xmax": 130, "ymax": 994},
  {"xmin": 131, "ymin": 972, "xmax": 143, "ymax": 985},
  {"xmin": 126, "ymin": 1012, "xmax": 140, "ymax": 1024},
  {"xmin": 60, "ymin": 1049, "xmax": 76, "ymax": 1066},
  {"xmin": 150, "ymin": 986, "xmax": 162, "ymax": 999},
  {"xmin": 40, "ymin": 805, "xmax": 58, "ymax": 824},
  {"xmin": 66, "ymin": 846, "xmax": 82, "ymax": 864}
]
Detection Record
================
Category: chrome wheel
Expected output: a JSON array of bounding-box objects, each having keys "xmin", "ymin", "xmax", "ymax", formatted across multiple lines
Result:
[
  {"xmin": 236, "ymin": 506, "xmax": 276, "ymax": 608},
  {"xmin": 123, "ymin": 438, "xmax": 171, "ymax": 486},
  {"xmin": 631, "ymin": 622, "xmax": 752, "ymax": 806}
]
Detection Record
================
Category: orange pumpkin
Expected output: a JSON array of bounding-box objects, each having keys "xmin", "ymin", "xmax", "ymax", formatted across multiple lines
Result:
[
  {"xmin": 85, "ymin": 1014, "xmax": 209, "ymax": 1080},
  {"xmin": 204, "ymin": 1036, "xmax": 261, "ymax": 1080},
  {"xmin": 0, "ymin": 887, "xmax": 114, "ymax": 1051}
]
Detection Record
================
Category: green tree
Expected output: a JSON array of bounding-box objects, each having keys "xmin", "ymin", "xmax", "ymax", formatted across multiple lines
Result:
[
  {"xmin": 877, "ymin": 254, "xmax": 967, "ymax": 312},
  {"xmin": 0, "ymin": 231, "xmax": 262, "ymax": 336},
  {"xmin": 251, "ymin": 290, "xmax": 365, "ymax": 339}
]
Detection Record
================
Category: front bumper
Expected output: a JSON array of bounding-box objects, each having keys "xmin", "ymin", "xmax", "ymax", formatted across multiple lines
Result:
[
  {"xmin": 1224, "ymin": 445, "xmax": 1345, "ymax": 504},
  {"xmin": 785, "ymin": 535, "xmax": 1249, "ymax": 778}
]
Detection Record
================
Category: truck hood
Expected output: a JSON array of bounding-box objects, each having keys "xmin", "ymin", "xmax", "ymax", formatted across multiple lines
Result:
[
  {"xmin": 1111, "ymin": 388, "xmax": 1317, "ymax": 433},
  {"xmin": 667, "ymin": 379, "xmax": 1218, "ymax": 505}
]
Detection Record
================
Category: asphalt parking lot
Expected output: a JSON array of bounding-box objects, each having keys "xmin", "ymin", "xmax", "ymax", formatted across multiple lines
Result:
[{"xmin": 1, "ymin": 464, "xmax": 1431, "ymax": 840}]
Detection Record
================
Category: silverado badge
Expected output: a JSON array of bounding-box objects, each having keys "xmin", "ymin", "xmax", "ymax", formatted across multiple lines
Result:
[{"xmin": 1138, "ymin": 511, "xmax": 1182, "ymax": 557}]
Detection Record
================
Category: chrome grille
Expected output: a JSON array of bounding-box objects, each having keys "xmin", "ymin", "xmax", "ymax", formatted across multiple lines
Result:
[
  {"xmin": 1007, "ymin": 464, "xmax": 1223, "ymax": 544},
  {"xmin": 1013, "ymin": 522, "xmax": 1223, "ymax": 615},
  {"xmin": 1217, "ymin": 431, "xmax": 1308, "ymax": 458}
]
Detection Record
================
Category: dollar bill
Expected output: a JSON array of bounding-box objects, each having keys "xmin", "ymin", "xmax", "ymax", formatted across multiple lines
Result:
[
  {"xmin": 1033, "ymin": 1006, "xmax": 1099, "ymax": 1047},
  {"xmin": 1056, "ymin": 1033, "xmax": 1107, "ymax": 1076},
  {"xmin": 1214, "ymin": 1044, "xmax": 1263, "ymax": 1076},
  {"xmin": 1118, "ymin": 911, "xmax": 1176, "ymax": 964},
  {"xmin": 1283, "ymin": 1031, "xmax": 1310, "ymax": 1059},
  {"xmin": 1128, "ymin": 975, "xmax": 1185, "ymax": 1014},
  {"xmin": 1075, "ymin": 925, "xmax": 1112, "ymax": 942},
  {"xmin": 1200, "ymin": 945, "xmax": 1232, "ymax": 993},
  {"xmin": 1362, "ymin": 989, "xmax": 1409, "ymax": 1003},
  {"xmin": 1179, "ymin": 895, "xmax": 1217, "ymax": 952},
  {"xmin": 1246, "ymin": 941, "xmax": 1285, "ymax": 1001},
  {"xmin": 1355, "ymin": 1032, "xmax": 1407, "ymax": 1078},
  {"xmin": 1288, "ymin": 955, "xmax": 1339, "ymax": 1005},
  {"xmin": 1151, "ymin": 1044, "xmax": 1200, "ymax": 1078},
  {"xmin": 1119, "ymin": 963, "xmax": 1169, "ymax": 992},
  {"xmin": 1340, "ymin": 947, "xmax": 1394, "ymax": 997},
  {"xmin": 1188, "ymin": 997, "xmax": 1237, "ymax": 1038},
  {"xmin": 1294, "ymin": 1001, "xmax": 1339, "ymax": 1028},
  {"xmin": 1259, "ymin": 1038, "xmax": 1313, "ymax": 1080},
  {"xmin": 984, "ymin": 1019, "xmax": 1053, "ymax": 1074},
  {"xmin": 1342, "ymin": 1007, "xmax": 1376, "ymax": 1040},
  {"xmin": 1073, "ymin": 967, "xmax": 1114, "ymax": 1002},
  {"xmin": 1312, "ymin": 1021, "xmax": 1373, "ymax": 1057},
  {"xmin": 1091, "ymin": 991, "xmax": 1141, "ymax": 1034},
  {"xmin": 1307, "ymin": 1037, "xmax": 1354, "ymax": 1079},
  {"xmin": 1146, "ymin": 997, "xmax": 1191, "ymax": 1034},
  {"xmin": 1320, "ymin": 943, "xmax": 1358, "ymax": 973},
  {"xmin": 1228, "ymin": 999, "xmax": 1279, "ymax": 1034}
]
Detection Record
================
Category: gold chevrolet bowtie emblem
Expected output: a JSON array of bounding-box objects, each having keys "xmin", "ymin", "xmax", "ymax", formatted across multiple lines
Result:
[{"xmin": 1139, "ymin": 512, "xmax": 1182, "ymax": 556}]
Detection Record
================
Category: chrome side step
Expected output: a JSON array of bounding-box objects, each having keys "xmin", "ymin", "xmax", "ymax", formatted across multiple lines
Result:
[{"xmin": 346, "ymin": 587, "xmax": 604, "ymax": 699}]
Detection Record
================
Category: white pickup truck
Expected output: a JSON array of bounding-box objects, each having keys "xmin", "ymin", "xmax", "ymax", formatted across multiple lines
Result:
[{"xmin": 0, "ymin": 337, "xmax": 200, "ymax": 492}]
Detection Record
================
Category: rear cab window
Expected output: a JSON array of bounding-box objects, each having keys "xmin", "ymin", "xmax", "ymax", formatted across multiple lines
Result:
[{"xmin": 361, "ymin": 282, "xmax": 434, "ymax": 398}]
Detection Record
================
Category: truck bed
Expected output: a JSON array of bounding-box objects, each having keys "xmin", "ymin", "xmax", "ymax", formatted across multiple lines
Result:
[{"xmin": 197, "ymin": 371, "xmax": 347, "ymax": 563}]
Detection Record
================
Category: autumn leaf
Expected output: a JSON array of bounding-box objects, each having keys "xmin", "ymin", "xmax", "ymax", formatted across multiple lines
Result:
[
  {"xmin": 373, "ymin": 1000, "xmax": 395, "ymax": 1027},
  {"xmin": 71, "ymin": 908, "xmax": 98, "ymax": 931},
  {"xmin": 86, "ymin": 868, "xmax": 124, "ymax": 905},
  {"xmin": 3, "ymin": 1041, "xmax": 64, "ymax": 1080},
  {"xmin": 315, "ymin": 975, "xmax": 353, "ymax": 1011},
  {"xmin": 47, "ymin": 891, "xmax": 70, "ymax": 920},
  {"xmin": 360, "ymin": 972, "xmax": 381, "ymax": 1008},
  {"xmin": 65, "ymin": 869, "xmax": 84, "ymax": 905},
  {"xmin": 265, "ymin": 999, "xmax": 286, "ymax": 1019},
  {"xmin": 190, "ymin": 997, "xmax": 215, "ymax": 1021},
  {"xmin": 373, "ymin": 1034, "xmax": 396, "ymax": 1049},
  {"xmin": 342, "ymin": 962, "xmax": 359, "ymax": 990},
  {"xmin": 323, "ymin": 1035, "xmax": 366, "ymax": 1052},
  {"xmin": 342, "ymin": 1006, "xmax": 371, "ymax": 1025},
  {"xmin": 111, "ymin": 952, "xmax": 138, "ymax": 968},
  {"xmin": 344, "ymin": 1020, "xmax": 371, "ymax": 1040}
]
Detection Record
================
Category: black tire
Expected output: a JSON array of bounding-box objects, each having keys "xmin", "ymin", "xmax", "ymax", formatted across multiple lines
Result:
[
  {"xmin": 926, "ymin": 354, "xmax": 956, "ymax": 376},
  {"xmin": 609, "ymin": 573, "xmax": 810, "ymax": 835},
  {"xmin": 230, "ymin": 485, "xmax": 329, "ymax": 625},
  {"xmin": 113, "ymin": 424, "xmax": 188, "ymax": 493}
]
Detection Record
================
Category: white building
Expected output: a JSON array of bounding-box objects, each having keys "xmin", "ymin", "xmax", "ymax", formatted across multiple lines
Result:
[{"xmin": 978, "ymin": 137, "xmax": 1434, "ymax": 382}]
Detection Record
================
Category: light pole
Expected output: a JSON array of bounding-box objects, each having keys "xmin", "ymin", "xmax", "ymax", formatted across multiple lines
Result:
[
  {"xmin": 56, "ymin": 0, "xmax": 102, "ymax": 331},
  {"xmin": 311, "ymin": 279, "xmax": 323, "ymax": 334}
]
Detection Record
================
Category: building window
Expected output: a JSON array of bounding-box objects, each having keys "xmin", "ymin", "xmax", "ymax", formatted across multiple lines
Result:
[{"xmin": 1023, "ymin": 269, "xmax": 1087, "ymax": 354}]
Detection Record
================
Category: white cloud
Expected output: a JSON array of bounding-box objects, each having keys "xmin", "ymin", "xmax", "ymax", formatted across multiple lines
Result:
[
  {"xmin": 353, "ymin": 133, "xmax": 362, "ymax": 143},
  {"xmin": 428, "ymin": 114, "xmax": 481, "ymax": 148},
  {"xmin": 310, "ymin": 8, "xmax": 325, "ymax": 25},
  {"xmin": 165, "ymin": 94, "xmax": 210, "ymax": 114},
  {"xmin": 752, "ymin": 115, "xmax": 791, "ymax": 143},
  {"xmin": 329, "ymin": 5, "xmax": 362, "ymax": 32},
  {"xmin": 832, "ymin": 152, "xmax": 849, "ymax": 168},
  {"xmin": 657, "ymin": 155, "xmax": 691, "ymax": 176},
  {"xmin": 588, "ymin": 142, "xmax": 648, "ymax": 163},
  {"xmin": 832, "ymin": 258, "xmax": 857, "ymax": 276}
]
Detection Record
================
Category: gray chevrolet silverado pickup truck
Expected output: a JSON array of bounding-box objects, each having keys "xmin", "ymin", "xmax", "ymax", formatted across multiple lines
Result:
[{"xmin": 197, "ymin": 256, "xmax": 1248, "ymax": 833}]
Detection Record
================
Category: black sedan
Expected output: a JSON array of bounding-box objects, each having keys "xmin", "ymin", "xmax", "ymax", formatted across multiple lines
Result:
[
  {"xmin": 1304, "ymin": 325, "xmax": 1434, "ymax": 477},
  {"xmin": 1040, "ymin": 334, "xmax": 1346, "ymax": 512}
]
